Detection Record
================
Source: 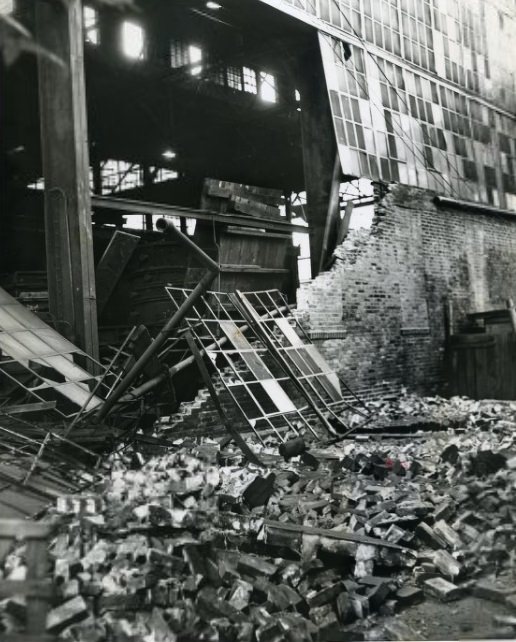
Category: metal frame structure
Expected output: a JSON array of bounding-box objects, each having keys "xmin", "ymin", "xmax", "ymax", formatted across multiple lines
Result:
[
  {"xmin": 235, "ymin": 289, "xmax": 371, "ymax": 435},
  {"xmin": 166, "ymin": 287, "xmax": 371, "ymax": 444},
  {"xmin": 0, "ymin": 411, "xmax": 105, "ymax": 519},
  {"xmin": 0, "ymin": 287, "xmax": 119, "ymax": 420}
]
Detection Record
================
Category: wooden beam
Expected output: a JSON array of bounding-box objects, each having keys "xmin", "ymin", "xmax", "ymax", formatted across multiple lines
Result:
[
  {"xmin": 264, "ymin": 519, "xmax": 408, "ymax": 550},
  {"xmin": 36, "ymin": 0, "xmax": 99, "ymax": 360}
]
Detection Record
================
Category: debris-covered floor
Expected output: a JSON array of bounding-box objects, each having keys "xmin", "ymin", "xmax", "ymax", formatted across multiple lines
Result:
[{"xmin": 2, "ymin": 393, "xmax": 516, "ymax": 641}]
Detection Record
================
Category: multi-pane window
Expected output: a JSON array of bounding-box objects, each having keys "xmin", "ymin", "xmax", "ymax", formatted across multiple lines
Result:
[
  {"xmin": 170, "ymin": 40, "xmax": 189, "ymax": 68},
  {"xmin": 319, "ymin": 0, "xmax": 361, "ymax": 32},
  {"xmin": 227, "ymin": 66, "xmax": 243, "ymax": 91},
  {"xmin": 243, "ymin": 67, "xmax": 258, "ymax": 94},
  {"xmin": 321, "ymin": 29, "xmax": 516, "ymax": 205},
  {"xmin": 84, "ymin": 6, "xmax": 100, "ymax": 45},
  {"xmin": 101, "ymin": 160, "xmax": 143, "ymax": 194},
  {"xmin": 363, "ymin": 0, "xmax": 401, "ymax": 56},
  {"xmin": 170, "ymin": 41, "xmax": 203, "ymax": 74},
  {"xmin": 400, "ymin": 0, "xmax": 434, "ymax": 71}
]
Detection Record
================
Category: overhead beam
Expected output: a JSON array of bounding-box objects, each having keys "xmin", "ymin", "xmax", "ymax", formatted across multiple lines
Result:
[
  {"xmin": 91, "ymin": 195, "xmax": 308, "ymax": 233},
  {"xmin": 36, "ymin": 0, "xmax": 99, "ymax": 360}
]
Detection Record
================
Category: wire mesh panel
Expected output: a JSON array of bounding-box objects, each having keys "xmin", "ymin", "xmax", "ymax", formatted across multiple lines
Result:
[{"xmin": 235, "ymin": 290, "xmax": 371, "ymax": 434}]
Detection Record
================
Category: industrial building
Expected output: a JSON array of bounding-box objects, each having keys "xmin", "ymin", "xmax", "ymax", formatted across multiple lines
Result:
[{"xmin": 0, "ymin": 0, "xmax": 515, "ymax": 640}]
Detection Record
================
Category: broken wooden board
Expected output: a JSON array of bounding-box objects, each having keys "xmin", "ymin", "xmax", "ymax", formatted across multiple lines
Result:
[{"xmin": 95, "ymin": 230, "xmax": 139, "ymax": 317}]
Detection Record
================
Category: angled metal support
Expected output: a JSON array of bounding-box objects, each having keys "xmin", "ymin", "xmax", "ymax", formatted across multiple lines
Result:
[
  {"xmin": 185, "ymin": 332, "xmax": 264, "ymax": 467},
  {"xmin": 95, "ymin": 219, "xmax": 219, "ymax": 421}
]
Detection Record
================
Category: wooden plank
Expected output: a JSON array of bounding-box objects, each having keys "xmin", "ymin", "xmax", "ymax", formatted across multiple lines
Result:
[
  {"xmin": 225, "ymin": 226, "xmax": 291, "ymax": 240},
  {"xmin": 220, "ymin": 265, "xmax": 289, "ymax": 274},
  {"xmin": 218, "ymin": 321, "xmax": 297, "ymax": 414},
  {"xmin": 205, "ymin": 178, "xmax": 284, "ymax": 205},
  {"xmin": 36, "ymin": 0, "xmax": 98, "ymax": 360},
  {"xmin": 230, "ymin": 196, "xmax": 281, "ymax": 220},
  {"xmin": 0, "ymin": 519, "xmax": 55, "ymax": 539},
  {"xmin": 273, "ymin": 317, "xmax": 342, "ymax": 401},
  {"xmin": 26, "ymin": 538, "xmax": 50, "ymax": 634},
  {"xmin": 2, "ymin": 633, "xmax": 56, "ymax": 642},
  {"xmin": 264, "ymin": 519, "xmax": 408, "ymax": 550},
  {"xmin": 95, "ymin": 231, "xmax": 139, "ymax": 316},
  {"xmin": 0, "ymin": 580, "xmax": 55, "ymax": 599}
]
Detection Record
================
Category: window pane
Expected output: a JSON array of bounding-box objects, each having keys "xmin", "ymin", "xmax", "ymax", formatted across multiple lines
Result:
[
  {"xmin": 259, "ymin": 72, "xmax": 277, "ymax": 103},
  {"xmin": 0, "ymin": 0, "xmax": 14, "ymax": 15},
  {"xmin": 84, "ymin": 6, "xmax": 99, "ymax": 45},
  {"xmin": 243, "ymin": 67, "xmax": 257, "ymax": 94},
  {"xmin": 122, "ymin": 21, "xmax": 145, "ymax": 60}
]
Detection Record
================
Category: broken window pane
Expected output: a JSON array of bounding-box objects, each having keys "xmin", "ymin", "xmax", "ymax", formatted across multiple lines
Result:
[
  {"xmin": 84, "ymin": 6, "xmax": 99, "ymax": 45},
  {"xmin": 189, "ymin": 45, "xmax": 203, "ymax": 75},
  {"xmin": 243, "ymin": 67, "xmax": 257, "ymax": 94},
  {"xmin": 0, "ymin": 0, "xmax": 13, "ymax": 15},
  {"xmin": 259, "ymin": 72, "xmax": 277, "ymax": 103},
  {"xmin": 170, "ymin": 40, "xmax": 189, "ymax": 68},
  {"xmin": 121, "ymin": 21, "xmax": 145, "ymax": 60}
]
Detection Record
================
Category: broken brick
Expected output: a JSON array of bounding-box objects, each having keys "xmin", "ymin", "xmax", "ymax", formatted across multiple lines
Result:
[
  {"xmin": 433, "ymin": 549, "xmax": 463, "ymax": 580},
  {"xmin": 415, "ymin": 522, "xmax": 447, "ymax": 550},
  {"xmin": 336, "ymin": 592, "xmax": 356, "ymax": 624},
  {"xmin": 433, "ymin": 520, "xmax": 463, "ymax": 550},
  {"xmin": 395, "ymin": 585, "xmax": 423, "ymax": 607},
  {"xmin": 423, "ymin": 577, "xmax": 462, "ymax": 602},
  {"xmin": 367, "ymin": 581, "xmax": 392, "ymax": 610},
  {"xmin": 306, "ymin": 582, "xmax": 342, "ymax": 608},
  {"xmin": 47, "ymin": 596, "xmax": 90, "ymax": 634}
]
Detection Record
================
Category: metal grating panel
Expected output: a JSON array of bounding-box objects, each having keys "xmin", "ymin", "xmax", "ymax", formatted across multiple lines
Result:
[{"xmin": 166, "ymin": 287, "xmax": 371, "ymax": 443}]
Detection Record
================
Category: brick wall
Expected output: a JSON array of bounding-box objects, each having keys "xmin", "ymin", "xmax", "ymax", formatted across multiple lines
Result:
[{"xmin": 297, "ymin": 183, "xmax": 516, "ymax": 396}]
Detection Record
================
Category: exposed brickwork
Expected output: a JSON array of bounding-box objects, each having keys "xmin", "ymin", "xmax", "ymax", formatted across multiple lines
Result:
[
  {"xmin": 297, "ymin": 183, "xmax": 516, "ymax": 395},
  {"xmin": 161, "ymin": 183, "xmax": 516, "ymax": 436}
]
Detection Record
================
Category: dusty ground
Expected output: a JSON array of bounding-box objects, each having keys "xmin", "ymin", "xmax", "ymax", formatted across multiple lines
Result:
[{"xmin": 399, "ymin": 594, "xmax": 514, "ymax": 640}]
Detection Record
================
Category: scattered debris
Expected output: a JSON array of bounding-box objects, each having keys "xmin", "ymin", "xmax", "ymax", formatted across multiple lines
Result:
[{"xmin": 0, "ymin": 392, "xmax": 514, "ymax": 640}]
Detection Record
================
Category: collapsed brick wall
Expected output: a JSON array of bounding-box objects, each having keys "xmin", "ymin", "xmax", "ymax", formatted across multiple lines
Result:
[{"xmin": 297, "ymin": 183, "xmax": 516, "ymax": 396}]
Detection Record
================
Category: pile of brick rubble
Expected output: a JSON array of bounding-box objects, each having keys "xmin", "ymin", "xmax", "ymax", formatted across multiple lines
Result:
[{"xmin": 1, "ymin": 393, "xmax": 516, "ymax": 641}]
